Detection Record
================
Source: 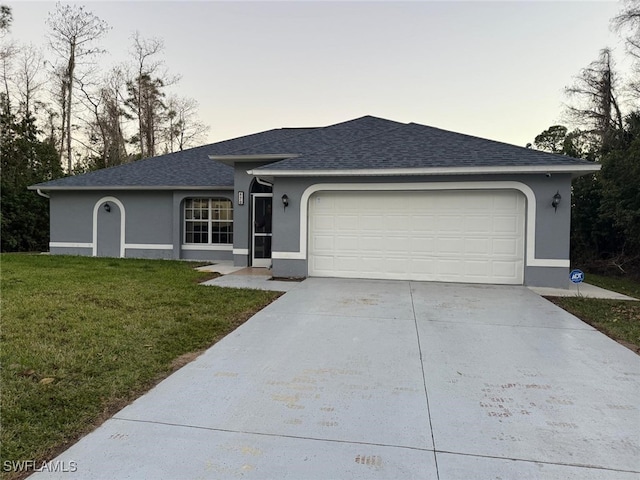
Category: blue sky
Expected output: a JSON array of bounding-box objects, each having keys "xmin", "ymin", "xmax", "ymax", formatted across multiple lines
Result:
[{"xmin": 6, "ymin": 1, "xmax": 627, "ymax": 147}]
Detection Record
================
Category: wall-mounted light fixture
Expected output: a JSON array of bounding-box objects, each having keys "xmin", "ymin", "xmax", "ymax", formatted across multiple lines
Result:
[
  {"xmin": 238, "ymin": 191, "xmax": 245, "ymax": 206},
  {"xmin": 281, "ymin": 194, "xmax": 289, "ymax": 210},
  {"xmin": 104, "ymin": 203, "xmax": 111, "ymax": 213},
  {"xmin": 552, "ymin": 191, "xmax": 561, "ymax": 212}
]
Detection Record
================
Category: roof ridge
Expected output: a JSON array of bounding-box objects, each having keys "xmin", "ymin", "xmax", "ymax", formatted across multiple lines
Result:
[
  {"xmin": 223, "ymin": 126, "xmax": 322, "ymax": 155},
  {"xmin": 278, "ymin": 122, "xmax": 408, "ymax": 160},
  {"xmin": 224, "ymin": 115, "xmax": 403, "ymax": 155}
]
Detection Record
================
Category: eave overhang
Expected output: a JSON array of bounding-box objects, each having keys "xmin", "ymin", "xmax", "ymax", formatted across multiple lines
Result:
[{"xmin": 247, "ymin": 164, "xmax": 601, "ymax": 178}]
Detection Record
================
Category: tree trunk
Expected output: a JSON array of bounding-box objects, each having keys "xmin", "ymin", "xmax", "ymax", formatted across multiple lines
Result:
[{"xmin": 65, "ymin": 42, "xmax": 75, "ymax": 173}]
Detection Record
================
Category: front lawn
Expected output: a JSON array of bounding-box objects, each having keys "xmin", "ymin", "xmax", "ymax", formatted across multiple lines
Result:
[
  {"xmin": 547, "ymin": 273, "xmax": 640, "ymax": 354},
  {"xmin": 0, "ymin": 254, "xmax": 280, "ymax": 479}
]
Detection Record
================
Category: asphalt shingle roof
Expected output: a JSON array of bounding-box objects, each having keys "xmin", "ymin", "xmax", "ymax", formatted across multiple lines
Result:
[
  {"xmin": 30, "ymin": 127, "xmax": 318, "ymax": 189},
  {"xmin": 256, "ymin": 122, "xmax": 594, "ymax": 172},
  {"xmin": 31, "ymin": 116, "xmax": 596, "ymax": 190}
]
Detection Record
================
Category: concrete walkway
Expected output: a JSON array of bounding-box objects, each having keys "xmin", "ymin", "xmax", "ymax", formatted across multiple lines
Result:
[
  {"xmin": 198, "ymin": 261, "xmax": 637, "ymax": 300},
  {"xmin": 31, "ymin": 279, "xmax": 639, "ymax": 479}
]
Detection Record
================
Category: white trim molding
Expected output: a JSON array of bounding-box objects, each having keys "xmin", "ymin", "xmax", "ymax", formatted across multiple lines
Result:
[
  {"xmin": 92, "ymin": 196, "xmax": 126, "ymax": 258},
  {"xmin": 249, "ymin": 164, "xmax": 601, "ymax": 178},
  {"xmin": 50, "ymin": 242, "xmax": 92, "ymax": 249},
  {"xmin": 125, "ymin": 244, "xmax": 173, "ymax": 250},
  {"xmin": 233, "ymin": 248, "xmax": 249, "ymax": 255},
  {"xmin": 181, "ymin": 244, "xmax": 233, "ymax": 251},
  {"xmin": 271, "ymin": 182, "xmax": 570, "ymax": 269}
]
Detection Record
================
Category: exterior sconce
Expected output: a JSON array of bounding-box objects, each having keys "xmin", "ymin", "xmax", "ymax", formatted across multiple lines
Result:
[
  {"xmin": 281, "ymin": 194, "xmax": 289, "ymax": 210},
  {"xmin": 552, "ymin": 191, "xmax": 561, "ymax": 212},
  {"xmin": 238, "ymin": 191, "xmax": 244, "ymax": 206},
  {"xmin": 104, "ymin": 203, "xmax": 111, "ymax": 213}
]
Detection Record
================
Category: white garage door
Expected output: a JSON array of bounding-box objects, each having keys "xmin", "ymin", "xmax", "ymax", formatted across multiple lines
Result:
[{"xmin": 308, "ymin": 190, "xmax": 525, "ymax": 284}]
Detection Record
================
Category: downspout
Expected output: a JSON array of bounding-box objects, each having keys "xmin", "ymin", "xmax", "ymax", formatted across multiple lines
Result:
[{"xmin": 36, "ymin": 189, "xmax": 50, "ymax": 199}]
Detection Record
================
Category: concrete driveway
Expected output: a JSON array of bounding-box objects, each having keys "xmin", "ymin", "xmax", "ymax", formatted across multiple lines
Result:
[{"xmin": 32, "ymin": 279, "xmax": 639, "ymax": 479}]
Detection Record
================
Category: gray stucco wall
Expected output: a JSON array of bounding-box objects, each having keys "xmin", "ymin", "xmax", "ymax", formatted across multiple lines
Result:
[
  {"xmin": 48, "ymin": 189, "xmax": 233, "ymax": 261},
  {"xmin": 47, "ymin": 171, "xmax": 575, "ymax": 287},
  {"xmin": 267, "ymin": 173, "xmax": 573, "ymax": 287}
]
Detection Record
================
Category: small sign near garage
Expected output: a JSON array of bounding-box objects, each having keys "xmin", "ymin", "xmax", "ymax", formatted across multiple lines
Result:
[{"xmin": 570, "ymin": 269, "xmax": 585, "ymax": 284}]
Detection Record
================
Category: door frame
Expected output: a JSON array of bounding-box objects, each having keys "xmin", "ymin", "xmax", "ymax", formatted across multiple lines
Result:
[{"xmin": 251, "ymin": 193, "xmax": 273, "ymax": 267}]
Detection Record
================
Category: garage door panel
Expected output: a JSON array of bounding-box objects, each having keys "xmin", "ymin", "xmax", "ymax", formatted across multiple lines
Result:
[
  {"xmin": 464, "ymin": 238, "xmax": 490, "ymax": 255},
  {"xmin": 493, "ymin": 216, "xmax": 520, "ymax": 233},
  {"xmin": 465, "ymin": 216, "xmax": 492, "ymax": 233},
  {"xmin": 437, "ymin": 216, "xmax": 464, "ymax": 232},
  {"xmin": 411, "ymin": 237, "xmax": 436, "ymax": 253},
  {"xmin": 464, "ymin": 261, "xmax": 491, "ymax": 277},
  {"xmin": 386, "ymin": 215, "xmax": 412, "ymax": 231},
  {"xmin": 334, "ymin": 215, "xmax": 357, "ymax": 231},
  {"xmin": 334, "ymin": 235, "xmax": 358, "ymax": 251},
  {"xmin": 309, "ymin": 190, "xmax": 525, "ymax": 285},
  {"xmin": 492, "ymin": 238, "xmax": 519, "ymax": 256},
  {"xmin": 492, "ymin": 260, "xmax": 521, "ymax": 280},
  {"xmin": 359, "ymin": 236, "xmax": 385, "ymax": 251},
  {"xmin": 412, "ymin": 215, "xmax": 436, "ymax": 232},
  {"xmin": 437, "ymin": 237, "xmax": 464, "ymax": 254},
  {"xmin": 386, "ymin": 237, "xmax": 412, "ymax": 253},
  {"xmin": 313, "ymin": 215, "xmax": 335, "ymax": 230},
  {"xmin": 313, "ymin": 235, "xmax": 335, "ymax": 251}
]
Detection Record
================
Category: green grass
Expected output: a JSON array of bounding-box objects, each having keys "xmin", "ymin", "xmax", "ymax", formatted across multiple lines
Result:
[
  {"xmin": 0, "ymin": 254, "xmax": 280, "ymax": 478},
  {"xmin": 547, "ymin": 273, "xmax": 640, "ymax": 354},
  {"xmin": 582, "ymin": 273, "xmax": 640, "ymax": 299}
]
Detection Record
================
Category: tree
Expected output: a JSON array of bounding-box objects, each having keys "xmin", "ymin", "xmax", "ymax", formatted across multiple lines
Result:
[
  {"xmin": 13, "ymin": 44, "xmax": 46, "ymax": 120},
  {"xmin": 565, "ymin": 48, "xmax": 625, "ymax": 154},
  {"xmin": 533, "ymin": 125, "xmax": 568, "ymax": 154},
  {"xmin": 164, "ymin": 95, "xmax": 209, "ymax": 152},
  {"xmin": 78, "ymin": 66, "xmax": 130, "ymax": 169},
  {"xmin": 46, "ymin": 2, "xmax": 109, "ymax": 172},
  {"xmin": 597, "ymin": 113, "xmax": 640, "ymax": 270},
  {"xmin": 612, "ymin": 0, "xmax": 640, "ymax": 59},
  {"xmin": 0, "ymin": 94, "xmax": 63, "ymax": 252},
  {"xmin": 126, "ymin": 32, "xmax": 179, "ymax": 158},
  {"xmin": 126, "ymin": 72, "xmax": 165, "ymax": 158},
  {"xmin": 0, "ymin": 5, "xmax": 11, "ymax": 35},
  {"xmin": 612, "ymin": 0, "xmax": 640, "ymax": 100}
]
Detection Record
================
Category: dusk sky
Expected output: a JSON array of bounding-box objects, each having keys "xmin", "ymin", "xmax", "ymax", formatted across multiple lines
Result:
[{"xmin": 6, "ymin": 1, "xmax": 628, "ymax": 148}]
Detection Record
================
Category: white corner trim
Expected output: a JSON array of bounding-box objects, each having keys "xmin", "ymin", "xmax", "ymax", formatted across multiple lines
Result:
[
  {"xmin": 233, "ymin": 248, "xmax": 249, "ymax": 255},
  {"xmin": 272, "ymin": 251, "xmax": 305, "ymax": 260},
  {"xmin": 92, "ymin": 196, "xmax": 126, "ymax": 257},
  {"xmin": 181, "ymin": 244, "xmax": 233, "ymax": 251},
  {"xmin": 50, "ymin": 242, "xmax": 92, "ymax": 249},
  {"xmin": 273, "ymin": 182, "xmax": 568, "ymax": 269},
  {"xmin": 125, "ymin": 244, "xmax": 173, "ymax": 250},
  {"xmin": 528, "ymin": 258, "xmax": 570, "ymax": 268}
]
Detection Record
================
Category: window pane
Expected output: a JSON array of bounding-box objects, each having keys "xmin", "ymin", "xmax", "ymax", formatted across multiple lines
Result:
[{"xmin": 184, "ymin": 197, "xmax": 233, "ymax": 245}]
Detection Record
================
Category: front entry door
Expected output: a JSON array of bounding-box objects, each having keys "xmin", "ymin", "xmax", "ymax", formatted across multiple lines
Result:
[{"xmin": 252, "ymin": 194, "xmax": 272, "ymax": 267}]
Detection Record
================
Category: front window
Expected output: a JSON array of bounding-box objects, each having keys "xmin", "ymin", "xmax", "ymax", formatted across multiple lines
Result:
[{"xmin": 184, "ymin": 198, "xmax": 233, "ymax": 244}]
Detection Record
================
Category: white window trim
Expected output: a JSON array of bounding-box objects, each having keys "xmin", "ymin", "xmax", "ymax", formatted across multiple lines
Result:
[
  {"xmin": 270, "ymin": 182, "xmax": 569, "ymax": 269},
  {"xmin": 183, "ymin": 197, "xmax": 234, "ymax": 246}
]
